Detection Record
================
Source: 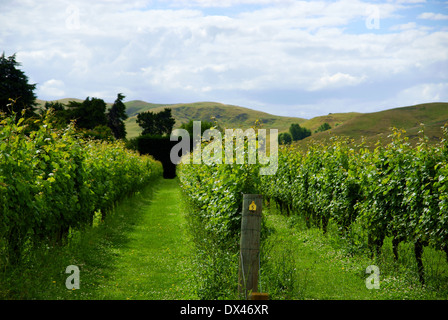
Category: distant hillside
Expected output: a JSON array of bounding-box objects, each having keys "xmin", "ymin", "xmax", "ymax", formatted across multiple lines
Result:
[
  {"xmin": 124, "ymin": 100, "xmax": 170, "ymax": 116},
  {"xmin": 124, "ymin": 101, "xmax": 307, "ymax": 138},
  {"xmin": 36, "ymin": 98, "xmax": 84, "ymax": 108},
  {"xmin": 35, "ymin": 98, "xmax": 448, "ymax": 144},
  {"xmin": 300, "ymin": 112, "xmax": 361, "ymax": 133},
  {"xmin": 299, "ymin": 102, "xmax": 448, "ymax": 146}
]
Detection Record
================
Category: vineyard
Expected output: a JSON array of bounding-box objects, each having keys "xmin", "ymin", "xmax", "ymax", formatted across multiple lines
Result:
[
  {"xmin": 1, "ymin": 107, "xmax": 448, "ymax": 300},
  {"xmin": 261, "ymin": 127, "xmax": 448, "ymax": 285},
  {"xmin": 178, "ymin": 125, "xmax": 448, "ymax": 293},
  {"xmin": 0, "ymin": 111, "xmax": 162, "ymax": 266}
]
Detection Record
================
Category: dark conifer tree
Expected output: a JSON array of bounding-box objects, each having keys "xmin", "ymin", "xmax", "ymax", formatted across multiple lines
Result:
[
  {"xmin": 0, "ymin": 53, "xmax": 37, "ymax": 118},
  {"xmin": 107, "ymin": 93, "xmax": 128, "ymax": 139},
  {"xmin": 137, "ymin": 107, "xmax": 175, "ymax": 136}
]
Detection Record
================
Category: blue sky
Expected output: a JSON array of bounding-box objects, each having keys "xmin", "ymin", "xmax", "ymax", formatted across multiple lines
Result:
[{"xmin": 1, "ymin": 0, "xmax": 447, "ymax": 119}]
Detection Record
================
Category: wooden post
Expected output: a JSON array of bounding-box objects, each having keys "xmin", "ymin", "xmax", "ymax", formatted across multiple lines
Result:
[
  {"xmin": 238, "ymin": 194, "xmax": 263, "ymax": 299},
  {"xmin": 249, "ymin": 292, "xmax": 269, "ymax": 300}
]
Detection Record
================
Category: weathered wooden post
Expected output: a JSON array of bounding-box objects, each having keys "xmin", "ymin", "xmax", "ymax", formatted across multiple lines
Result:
[{"xmin": 238, "ymin": 194, "xmax": 268, "ymax": 299}]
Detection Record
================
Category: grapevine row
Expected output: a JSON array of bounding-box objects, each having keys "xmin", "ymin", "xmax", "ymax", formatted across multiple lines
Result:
[
  {"xmin": 178, "ymin": 126, "xmax": 448, "ymax": 284},
  {"xmin": 0, "ymin": 113, "xmax": 163, "ymax": 264},
  {"xmin": 177, "ymin": 140, "xmax": 262, "ymax": 247},
  {"xmin": 260, "ymin": 129, "xmax": 448, "ymax": 255}
]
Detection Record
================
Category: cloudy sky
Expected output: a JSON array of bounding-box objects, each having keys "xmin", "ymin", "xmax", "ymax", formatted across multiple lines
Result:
[{"xmin": 1, "ymin": 0, "xmax": 447, "ymax": 118}]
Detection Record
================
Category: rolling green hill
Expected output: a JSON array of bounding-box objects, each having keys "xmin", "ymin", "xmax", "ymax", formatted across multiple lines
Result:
[
  {"xmin": 36, "ymin": 98, "xmax": 84, "ymax": 108},
  {"xmin": 35, "ymin": 98, "xmax": 448, "ymax": 144},
  {"xmin": 302, "ymin": 102, "xmax": 448, "ymax": 146},
  {"xmin": 124, "ymin": 101, "xmax": 307, "ymax": 138},
  {"xmin": 300, "ymin": 112, "xmax": 361, "ymax": 133}
]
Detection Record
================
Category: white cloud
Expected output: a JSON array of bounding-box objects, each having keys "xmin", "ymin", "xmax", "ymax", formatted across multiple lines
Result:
[
  {"xmin": 418, "ymin": 12, "xmax": 448, "ymax": 20},
  {"xmin": 373, "ymin": 82, "xmax": 448, "ymax": 111},
  {"xmin": 169, "ymin": 0, "xmax": 293, "ymax": 7},
  {"xmin": 309, "ymin": 73, "xmax": 367, "ymax": 91},
  {"xmin": 396, "ymin": 83, "xmax": 448, "ymax": 104},
  {"xmin": 390, "ymin": 22, "xmax": 417, "ymax": 30},
  {"xmin": 39, "ymin": 79, "xmax": 66, "ymax": 98},
  {"xmin": 395, "ymin": 0, "xmax": 426, "ymax": 3},
  {"xmin": 1, "ymin": 0, "xmax": 447, "ymax": 117}
]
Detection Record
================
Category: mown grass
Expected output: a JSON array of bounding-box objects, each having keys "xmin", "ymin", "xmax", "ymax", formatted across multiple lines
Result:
[
  {"xmin": 0, "ymin": 178, "xmax": 197, "ymax": 300},
  {"xmin": 2, "ymin": 178, "xmax": 446, "ymax": 300},
  {"xmin": 261, "ymin": 212, "xmax": 374, "ymax": 300},
  {"xmin": 93, "ymin": 178, "xmax": 196, "ymax": 300},
  {"xmin": 261, "ymin": 205, "xmax": 448, "ymax": 300}
]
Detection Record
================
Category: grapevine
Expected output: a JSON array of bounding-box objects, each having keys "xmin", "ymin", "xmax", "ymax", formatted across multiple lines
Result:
[
  {"xmin": 178, "ymin": 125, "xmax": 448, "ymax": 284},
  {"xmin": 0, "ymin": 112, "xmax": 162, "ymax": 264}
]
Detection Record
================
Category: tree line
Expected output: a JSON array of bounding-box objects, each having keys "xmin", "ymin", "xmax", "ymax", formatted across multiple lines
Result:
[
  {"xmin": 42, "ymin": 94, "xmax": 128, "ymax": 140},
  {"xmin": 1, "ymin": 52, "xmax": 182, "ymax": 142},
  {"xmin": 3, "ymin": 51, "xmax": 335, "ymax": 145},
  {"xmin": 278, "ymin": 122, "xmax": 332, "ymax": 145},
  {"xmin": 1, "ymin": 53, "xmax": 128, "ymax": 140}
]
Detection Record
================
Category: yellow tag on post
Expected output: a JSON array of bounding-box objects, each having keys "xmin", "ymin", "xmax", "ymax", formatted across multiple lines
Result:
[{"xmin": 249, "ymin": 201, "xmax": 257, "ymax": 212}]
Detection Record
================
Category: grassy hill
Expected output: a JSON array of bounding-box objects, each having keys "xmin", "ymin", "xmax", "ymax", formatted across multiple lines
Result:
[
  {"xmin": 36, "ymin": 99, "xmax": 308, "ymax": 139},
  {"xmin": 124, "ymin": 101, "xmax": 307, "ymax": 138},
  {"xmin": 124, "ymin": 101, "xmax": 448, "ymax": 144},
  {"xmin": 36, "ymin": 98, "xmax": 84, "ymax": 108},
  {"xmin": 300, "ymin": 112, "xmax": 361, "ymax": 133},
  {"xmin": 35, "ymin": 98, "xmax": 448, "ymax": 144},
  {"xmin": 300, "ymin": 102, "xmax": 448, "ymax": 147}
]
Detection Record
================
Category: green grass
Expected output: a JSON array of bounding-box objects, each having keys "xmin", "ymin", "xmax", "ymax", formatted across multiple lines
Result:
[
  {"xmin": 261, "ymin": 206, "xmax": 448, "ymax": 300},
  {"xmin": 94, "ymin": 178, "xmax": 196, "ymax": 300},
  {"xmin": 2, "ymin": 177, "xmax": 447, "ymax": 300},
  {"xmin": 302, "ymin": 102, "xmax": 448, "ymax": 146},
  {"xmin": 300, "ymin": 112, "xmax": 360, "ymax": 133},
  {"xmin": 0, "ymin": 178, "xmax": 197, "ymax": 300},
  {"xmin": 262, "ymin": 212, "xmax": 375, "ymax": 300},
  {"xmin": 125, "ymin": 101, "xmax": 448, "ymax": 142}
]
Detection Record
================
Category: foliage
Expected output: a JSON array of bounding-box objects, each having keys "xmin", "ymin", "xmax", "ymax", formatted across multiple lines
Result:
[
  {"xmin": 278, "ymin": 132, "xmax": 292, "ymax": 145},
  {"xmin": 66, "ymin": 97, "xmax": 108, "ymax": 130},
  {"xmin": 0, "ymin": 53, "xmax": 37, "ymax": 118},
  {"xmin": 0, "ymin": 111, "xmax": 162, "ymax": 265},
  {"xmin": 289, "ymin": 123, "xmax": 311, "ymax": 141},
  {"xmin": 78, "ymin": 124, "xmax": 115, "ymax": 141},
  {"xmin": 41, "ymin": 101, "xmax": 68, "ymax": 127},
  {"xmin": 260, "ymin": 126, "xmax": 448, "ymax": 284},
  {"xmin": 178, "ymin": 157, "xmax": 260, "ymax": 246},
  {"xmin": 107, "ymin": 93, "xmax": 128, "ymax": 139},
  {"xmin": 136, "ymin": 108, "xmax": 175, "ymax": 136},
  {"xmin": 315, "ymin": 122, "xmax": 332, "ymax": 133},
  {"xmin": 179, "ymin": 119, "xmax": 215, "ymax": 136},
  {"xmin": 178, "ymin": 123, "xmax": 448, "ymax": 286},
  {"xmin": 42, "ymin": 96, "xmax": 127, "ymax": 140}
]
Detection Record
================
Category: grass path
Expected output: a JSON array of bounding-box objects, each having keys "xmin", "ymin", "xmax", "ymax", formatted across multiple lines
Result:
[
  {"xmin": 263, "ymin": 213, "xmax": 376, "ymax": 299},
  {"xmin": 93, "ymin": 181, "xmax": 376, "ymax": 300},
  {"xmin": 92, "ymin": 178, "xmax": 196, "ymax": 300},
  {"xmin": 263, "ymin": 210, "xmax": 447, "ymax": 300},
  {"xmin": 0, "ymin": 177, "xmax": 197, "ymax": 300}
]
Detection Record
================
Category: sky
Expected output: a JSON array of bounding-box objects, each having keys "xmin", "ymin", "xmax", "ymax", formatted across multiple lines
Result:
[{"xmin": 1, "ymin": 0, "xmax": 448, "ymax": 119}]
